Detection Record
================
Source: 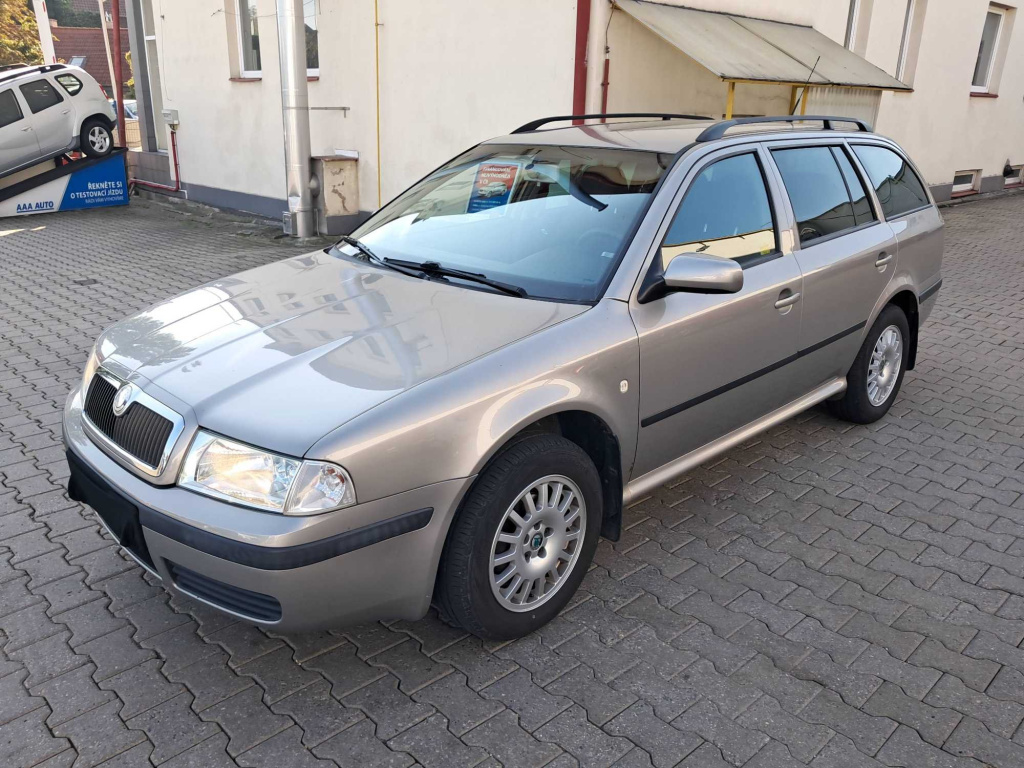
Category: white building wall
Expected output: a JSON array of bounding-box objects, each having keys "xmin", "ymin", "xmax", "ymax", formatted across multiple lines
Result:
[{"xmin": 137, "ymin": 0, "xmax": 1024, "ymax": 221}]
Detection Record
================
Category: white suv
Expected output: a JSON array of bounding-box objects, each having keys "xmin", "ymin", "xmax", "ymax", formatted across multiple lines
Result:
[{"xmin": 0, "ymin": 64, "xmax": 116, "ymax": 179}]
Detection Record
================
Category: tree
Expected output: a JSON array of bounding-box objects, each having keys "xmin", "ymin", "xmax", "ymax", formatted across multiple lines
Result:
[{"xmin": 0, "ymin": 0, "xmax": 42, "ymax": 66}]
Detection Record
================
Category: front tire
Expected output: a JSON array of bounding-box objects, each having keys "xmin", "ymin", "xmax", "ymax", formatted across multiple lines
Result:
[
  {"xmin": 828, "ymin": 304, "xmax": 910, "ymax": 424},
  {"xmin": 436, "ymin": 434, "xmax": 602, "ymax": 640},
  {"xmin": 81, "ymin": 119, "xmax": 113, "ymax": 157}
]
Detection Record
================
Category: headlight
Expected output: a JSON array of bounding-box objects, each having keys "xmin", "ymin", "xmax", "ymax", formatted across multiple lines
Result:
[
  {"xmin": 81, "ymin": 344, "xmax": 101, "ymax": 395},
  {"xmin": 178, "ymin": 431, "xmax": 356, "ymax": 515}
]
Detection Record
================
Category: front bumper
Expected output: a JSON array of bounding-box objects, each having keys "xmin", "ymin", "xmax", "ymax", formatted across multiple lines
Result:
[{"xmin": 63, "ymin": 386, "xmax": 472, "ymax": 631}]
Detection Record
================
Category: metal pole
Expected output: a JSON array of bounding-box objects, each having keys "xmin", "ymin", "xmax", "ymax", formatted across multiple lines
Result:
[
  {"xmin": 98, "ymin": 0, "xmax": 116, "ymax": 101},
  {"xmin": 725, "ymin": 82, "xmax": 736, "ymax": 119},
  {"xmin": 277, "ymin": 0, "xmax": 315, "ymax": 237},
  {"xmin": 110, "ymin": 0, "xmax": 127, "ymax": 144}
]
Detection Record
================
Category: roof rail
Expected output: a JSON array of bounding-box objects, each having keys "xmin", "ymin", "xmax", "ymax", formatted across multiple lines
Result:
[
  {"xmin": 0, "ymin": 63, "xmax": 67, "ymax": 86},
  {"xmin": 696, "ymin": 115, "xmax": 872, "ymax": 142},
  {"xmin": 0, "ymin": 63, "xmax": 28, "ymax": 72},
  {"xmin": 512, "ymin": 113, "xmax": 713, "ymax": 134}
]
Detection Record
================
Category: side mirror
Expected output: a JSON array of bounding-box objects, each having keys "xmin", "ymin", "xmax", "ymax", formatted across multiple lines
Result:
[{"xmin": 661, "ymin": 252, "xmax": 744, "ymax": 294}]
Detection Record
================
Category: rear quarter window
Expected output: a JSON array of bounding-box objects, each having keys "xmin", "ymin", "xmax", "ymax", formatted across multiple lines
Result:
[
  {"xmin": 55, "ymin": 74, "xmax": 84, "ymax": 96},
  {"xmin": 0, "ymin": 89, "xmax": 23, "ymax": 129},
  {"xmin": 852, "ymin": 145, "xmax": 930, "ymax": 219}
]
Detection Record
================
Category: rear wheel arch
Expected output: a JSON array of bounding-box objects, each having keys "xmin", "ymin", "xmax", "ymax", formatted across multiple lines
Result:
[{"xmin": 886, "ymin": 290, "xmax": 919, "ymax": 370}]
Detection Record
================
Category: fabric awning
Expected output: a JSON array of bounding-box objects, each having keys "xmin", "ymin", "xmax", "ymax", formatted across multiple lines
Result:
[{"xmin": 614, "ymin": 0, "xmax": 911, "ymax": 91}]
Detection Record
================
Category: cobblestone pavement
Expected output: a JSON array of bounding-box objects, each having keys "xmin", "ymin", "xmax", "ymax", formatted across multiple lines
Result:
[{"xmin": 1, "ymin": 194, "xmax": 1024, "ymax": 767}]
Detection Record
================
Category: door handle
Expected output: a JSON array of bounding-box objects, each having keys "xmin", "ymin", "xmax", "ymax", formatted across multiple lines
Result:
[
  {"xmin": 20, "ymin": 126, "xmax": 31, "ymax": 132},
  {"xmin": 875, "ymin": 252, "xmax": 893, "ymax": 268},
  {"xmin": 775, "ymin": 290, "xmax": 801, "ymax": 310},
  {"xmin": 61, "ymin": 109, "xmax": 71, "ymax": 115}
]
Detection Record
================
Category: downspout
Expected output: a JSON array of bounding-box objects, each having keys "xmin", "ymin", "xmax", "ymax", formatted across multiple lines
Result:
[
  {"xmin": 585, "ymin": 1, "xmax": 612, "ymax": 115},
  {"xmin": 111, "ymin": 0, "xmax": 127, "ymax": 142},
  {"xmin": 277, "ymin": 0, "xmax": 315, "ymax": 237},
  {"xmin": 572, "ymin": 0, "xmax": 591, "ymax": 121},
  {"xmin": 374, "ymin": 0, "xmax": 383, "ymax": 208}
]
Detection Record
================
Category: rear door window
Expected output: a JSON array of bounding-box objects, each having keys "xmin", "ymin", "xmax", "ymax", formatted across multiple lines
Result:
[
  {"xmin": 831, "ymin": 146, "xmax": 876, "ymax": 226},
  {"xmin": 771, "ymin": 146, "xmax": 864, "ymax": 246},
  {"xmin": 19, "ymin": 79, "xmax": 63, "ymax": 114},
  {"xmin": 852, "ymin": 145, "xmax": 930, "ymax": 219},
  {"xmin": 662, "ymin": 152, "xmax": 777, "ymax": 267},
  {"xmin": 0, "ymin": 89, "xmax": 23, "ymax": 129},
  {"xmin": 55, "ymin": 74, "xmax": 84, "ymax": 96}
]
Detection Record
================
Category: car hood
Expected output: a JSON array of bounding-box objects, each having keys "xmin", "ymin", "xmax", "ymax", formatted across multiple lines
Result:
[{"xmin": 96, "ymin": 250, "xmax": 587, "ymax": 456}]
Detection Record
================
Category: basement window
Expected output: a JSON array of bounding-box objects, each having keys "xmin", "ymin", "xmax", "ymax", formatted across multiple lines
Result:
[
  {"xmin": 952, "ymin": 169, "xmax": 980, "ymax": 195},
  {"xmin": 1006, "ymin": 164, "xmax": 1023, "ymax": 187}
]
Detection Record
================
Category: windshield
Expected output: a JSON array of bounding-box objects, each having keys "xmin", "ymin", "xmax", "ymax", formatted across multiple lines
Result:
[{"xmin": 349, "ymin": 144, "xmax": 673, "ymax": 303}]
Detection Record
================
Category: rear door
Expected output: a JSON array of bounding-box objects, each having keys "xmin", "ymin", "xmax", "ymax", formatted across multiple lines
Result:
[
  {"xmin": 0, "ymin": 87, "xmax": 39, "ymax": 173},
  {"xmin": 763, "ymin": 141, "xmax": 897, "ymax": 385},
  {"xmin": 19, "ymin": 78, "xmax": 73, "ymax": 156},
  {"xmin": 630, "ymin": 146, "xmax": 805, "ymax": 478}
]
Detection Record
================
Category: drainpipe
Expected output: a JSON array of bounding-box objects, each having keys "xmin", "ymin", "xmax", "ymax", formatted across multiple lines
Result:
[
  {"xmin": 585, "ymin": 0, "xmax": 612, "ymax": 115},
  {"xmin": 277, "ymin": 0, "xmax": 315, "ymax": 237},
  {"xmin": 572, "ymin": 0, "xmax": 591, "ymax": 121},
  {"xmin": 111, "ymin": 0, "xmax": 126, "ymax": 143}
]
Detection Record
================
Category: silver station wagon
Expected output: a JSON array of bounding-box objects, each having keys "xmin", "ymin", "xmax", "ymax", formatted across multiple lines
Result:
[{"xmin": 64, "ymin": 114, "xmax": 944, "ymax": 639}]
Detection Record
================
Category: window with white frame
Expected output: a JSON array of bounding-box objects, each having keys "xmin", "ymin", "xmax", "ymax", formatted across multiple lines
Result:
[
  {"xmin": 304, "ymin": 0, "xmax": 319, "ymax": 74},
  {"xmin": 237, "ymin": 0, "xmax": 262, "ymax": 76},
  {"xmin": 952, "ymin": 170, "xmax": 980, "ymax": 195},
  {"xmin": 1006, "ymin": 164, "xmax": 1023, "ymax": 186},
  {"xmin": 972, "ymin": 6, "xmax": 1005, "ymax": 92},
  {"xmin": 896, "ymin": 0, "xmax": 926, "ymax": 83}
]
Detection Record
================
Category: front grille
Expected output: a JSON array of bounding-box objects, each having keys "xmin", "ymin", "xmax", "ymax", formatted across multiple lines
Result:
[
  {"xmin": 84, "ymin": 376, "xmax": 174, "ymax": 469},
  {"xmin": 167, "ymin": 562, "xmax": 282, "ymax": 622}
]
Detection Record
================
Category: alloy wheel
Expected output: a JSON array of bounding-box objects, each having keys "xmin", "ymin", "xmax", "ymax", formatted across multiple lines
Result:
[
  {"xmin": 489, "ymin": 474, "xmax": 586, "ymax": 612},
  {"xmin": 89, "ymin": 126, "xmax": 110, "ymax": 153},
  {"xmin": 867, "ymin": 324, "xmax": 903, "ymax": 406}
]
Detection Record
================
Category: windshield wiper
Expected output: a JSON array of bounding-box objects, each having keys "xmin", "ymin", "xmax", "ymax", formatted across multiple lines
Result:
[
  {"xmin": 335, "ymin": 236, "xmax": 421, "ymax": 278},
  {"xmin": 384, "ymin": 258, "xmax": 528, "ymax": 298}
]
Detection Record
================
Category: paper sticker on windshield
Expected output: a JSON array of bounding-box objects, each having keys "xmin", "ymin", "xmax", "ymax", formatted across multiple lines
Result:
[{"xmin": 467, "ymin": 162, "xmax": 520, "ymax": 214}]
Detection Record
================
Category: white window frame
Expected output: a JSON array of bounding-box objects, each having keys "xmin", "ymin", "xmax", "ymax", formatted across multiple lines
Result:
[
  {"xmin": 304, "ymin": 0, "xmax": 319, "ymax": 77},
  {"xmin": 952, "ymin": 169, "xmax": 980, "ymax": 195},
  {"xmin": 971, "ymin": 5, "xmax": 1005, "ymax": 93},
  {"xmin": 895, "ymin": 0, "xmax": 916, "ymax": 81},
  {"xmin": 1006, "ymin": 164, "xmax": 1023, "ymax": 187},
  {"xmin": 236, "ymin": 1, "xmax": 262, "ymax": 78}
]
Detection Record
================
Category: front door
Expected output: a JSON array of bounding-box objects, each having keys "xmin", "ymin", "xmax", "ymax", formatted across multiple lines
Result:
[
  {"xmin": 631, "ymin": 148, "xmax": 805, "ymax": 479},
  {"xmin": 0, "ymin": 88, "xmax": 39, "ymax": 174},
  {"xmin": 19, "ymin": 78, "xmax": 73, "ymax": 156},
  {"xmin": 764, "ymin": 142, "xmax": 897, "ymax": 384}
]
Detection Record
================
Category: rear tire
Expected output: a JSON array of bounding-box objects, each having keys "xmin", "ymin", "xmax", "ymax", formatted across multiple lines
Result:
[
  {"xmin": 828, "ymin": 304, "xmax": 910, "ymax": 424},
  {"xmin": 436, "ymin": 434, "xmax": 602, "ymax": 640},
  {"xmin": 81, "ymin": 119, "xmax": 113, "ymax": 157}
]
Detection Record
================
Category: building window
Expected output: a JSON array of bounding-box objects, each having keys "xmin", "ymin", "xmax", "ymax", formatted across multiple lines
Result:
[
  {"xmin": 141, "ymin": 0, "xmax": 168, "ymax": 151},
  {"xmin": 951, "ymin": 169, "xmax": 980, "ymax": 195},
  {"xmin": 1006, "ymin": 164, "xmax": 1023, "ymax": 187},
  {"xmin": 972, "ymin": 6, "xmax": 1005, "ymax": 93},
  {"xmin": 237, "ymin": 0, "xmax": 262, "ymax": 76},
  {"xmin": 895, "ymin": 0, "xmax": 929, "ymax": 83},
  {"xmin": 69, "ymin": 55, "xmax": 87, "ymax": 67},
  {"xmin": 304, "ymin": 0, "xmax": 319, "ymax": 74}
]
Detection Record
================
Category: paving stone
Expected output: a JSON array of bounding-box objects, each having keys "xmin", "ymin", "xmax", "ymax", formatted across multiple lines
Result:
[
  {"xmin": 236, "ymin": 725, "xmax": 337, "ymax": 768},
  {"xmin": 605, "ymin": 701, "xmax": 702, "ymax": 768},
  {"xmin": 164, "ymin": 650, "xmax": 254, "ymax": 712},
  {"xmin": 462, "ymin": 709, "xmax": 563, "ymax": 768},
  {"xmin": 432, "ymin": 636, "xmax": 519, "ymax": 691},
  {"xmin": 78, "ymin": 625, "xmax": 156, "ymax": 681},
  {"xmin": 944, "ymin": 716, "xmax": 1024, "ymax": 767},
  {"xmin": 535, "ymin": 705, "xmax": 632, "ymax": 767},
  {"xmin": 304, "ymin": 641, "xmax": 387, "ymax": 699},
  {"xmin": 387, "ymin": 713, "xmax": 488, "ymax": 768},
  {"xmin": 236, "ymin": 645, "xmax": 320, "ymax": 704},
  {"xmin": 52, "ymin": 700, "xmax": 147, "ymax": 768},
  {"xmin": 547, "ymin": 664, "xmax": 637, "ymax": 726},
  {"xmin": 799, "ymin": 689, "xmax": 897, "ymax": 756},
  {"xmin": 344, "ymin": 674, "xmax": 436, "ymax": 740},
  {"xmin": 908, "ymin": 639, "xmax": 999, "ymax": 692},
  {"xmin": 672, "ymin": 698, "xmax": 769, "ymax": 766},
  {"xmin": 737, "ymin": 695, "xmax": 833, "ymax": 763},
  {"xmin": 200, "ymin": 686, "xmax": 291, "ymax": 756},
  {"xmin": 0, "ymin": 707, "xmax": 71, "ymax": 767},
  {"xmin": 273, "ymin": 679, "xmax": 365, "ymax": 748},
  {"xmin": 100, "ymin": 658, "xmax": 185, "ymax": 719},
  {"xmin": 863, "ymin": 681, "xmax": 960, "ymax": 747},
  {"xmin": 481, "ymin": 668, "xmax": 571, "ymax": 731},
  {"xmin": 851, "ymin": 645, "xmax": 942, "ymax": 700},
  {"xmin": 8, "ymin": 630, "xmax": 87, "ymax": 687},
  {"xmin": 368, "ymin": 638, "xmax": 453, "ymax": 694},
  {"xmin": 312, "ymin": 721, "xmax": 416, "ymax": 768},
  {"xmin": 875, "ymin": 724, "xmax": 987, "ymax": 768},
  {"xmin": 924, "ymin": 673, "xmax": 1024, "ymax": 739},
  {"xmin": 552, "ymin": 629, "xmax": 640, "ymax": 682},
  {"xmin": 32, "ymin": 663, "xmax": 116, "ymax": 726}
]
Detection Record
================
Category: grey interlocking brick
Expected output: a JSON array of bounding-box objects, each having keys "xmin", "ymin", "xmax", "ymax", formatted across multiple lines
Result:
[
  {"xmin": 799, "ymin": 689, "xmax": 897, "ymax": 756},
  {"xmin": 314, "ymin": 719, "xmax": 415, "ymax": 768},
  {"xmin": 786, "ymin": 618, "xmax": 867, "ymax": 668},
  {"xmin": 412, "ymin": 671, "xmax": 503, "ymax": 737},
  {"xmin": 737, "ymin": 695, "xmax": 833, "ymax": 763},
  {"xmin": 387, "ymin": 713, "xmax": 488, "ymax": 768},
  {"xmin": 463, "ymin": 709, "xmax": 563, "ymax": 767},
  {"xmin": 200, "ymin": 687, "xmax": 291, "ymax": 756},
  {"xmin": 236, "ymin": 645, "xmax": 320, "ymax": 703},
  {"xmin": 272, "ymin": 679, "xmax": 364, "ymax": 747},
  {"xmin": 0, "ymin": 707, "xmax": 72, "ymax": 767},
  {"xmin": 605, "ymin": 701, "xmax": 702, "ymax": 768},
  {"xmin": 546, "ymin": 665, "xmax": 637, "ymax": 726},
  {"xmin": 344, "ymin": 674, "xmax": 435, "ymax": 740},
  {"xmin": 33, "ymin": 663, "xmax": 115, "ymax": 726},
  {"xmin": 52, "ymin": 699, "xmax": 146, "ymax": 768},
  {"xmin": 925, "ymin": 673, "xmax": 1024, "ymax": 739},
  {"xmin": 100, "ymin": 658, "xmax": 185, "ymax": 719},
  {"xmin": 863, "ymin": 681, "xmax": 960, "ymax": 747},
  {"xmin": 551, "ymin": 629, "xmax": 640, "ymax": 682},
  {"xmin": 891, "ymin": 608, "xmax": 977, "ymax": 652},
  {"xmin": 304, "ymin": 641, "xmax": 387, "ymax": 698},
  {"xmin": 236, "ymin": 726, "xmax": 336, "ymax": 768},
  {"xmin": 672, "ymin": 698, "xmax": 769, "ymax": 766},
  {"xmin": 945, "ymin": 716, "xmax": 1024, "ymax": 767},
  {"xmin": 535, "ymin": 705, "xmax": 633, "ymax": 767},
  {"xmin": 481, "ymin": 668, "xmax": 571, "ymax": 731},
  {"xmin": 875, "ymin": 724, "xmax": 987, "ymax": 768},
  {"xmin": 673, "ymin": 623, "xmax": 755, "ymax": 676},
  {"xmin": 432, "ymin": 636, "xmax": 519, "ymax": 690},
  {"xmin": 493, "ymin": 633, "xmax": 580, "ymax": 686}
]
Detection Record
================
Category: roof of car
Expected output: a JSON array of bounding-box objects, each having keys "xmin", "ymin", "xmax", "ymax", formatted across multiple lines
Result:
[
  {"xmin": 487, "ymin": 115, "xmax": 882, "ymax": 155},
  {"xmin": 0, "ymin": 63, "xmax": 78, "ymax": 88}
]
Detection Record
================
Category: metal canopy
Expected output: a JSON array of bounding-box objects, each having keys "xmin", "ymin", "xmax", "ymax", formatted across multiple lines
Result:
[{"xmin": 614, "ymin": 0, "xmax": 911, "ymax": 91}]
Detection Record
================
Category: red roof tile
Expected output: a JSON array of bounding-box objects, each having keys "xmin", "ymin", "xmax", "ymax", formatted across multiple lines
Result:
[{"xmin": 51, "ymin": 26, "xmax": 132, "ymax": 94}]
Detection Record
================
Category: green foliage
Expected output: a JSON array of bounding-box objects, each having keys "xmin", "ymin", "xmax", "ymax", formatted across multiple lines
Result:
[{"xmin": 0, "ymin": 0, "xmax": 42, "ymax": 66}]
